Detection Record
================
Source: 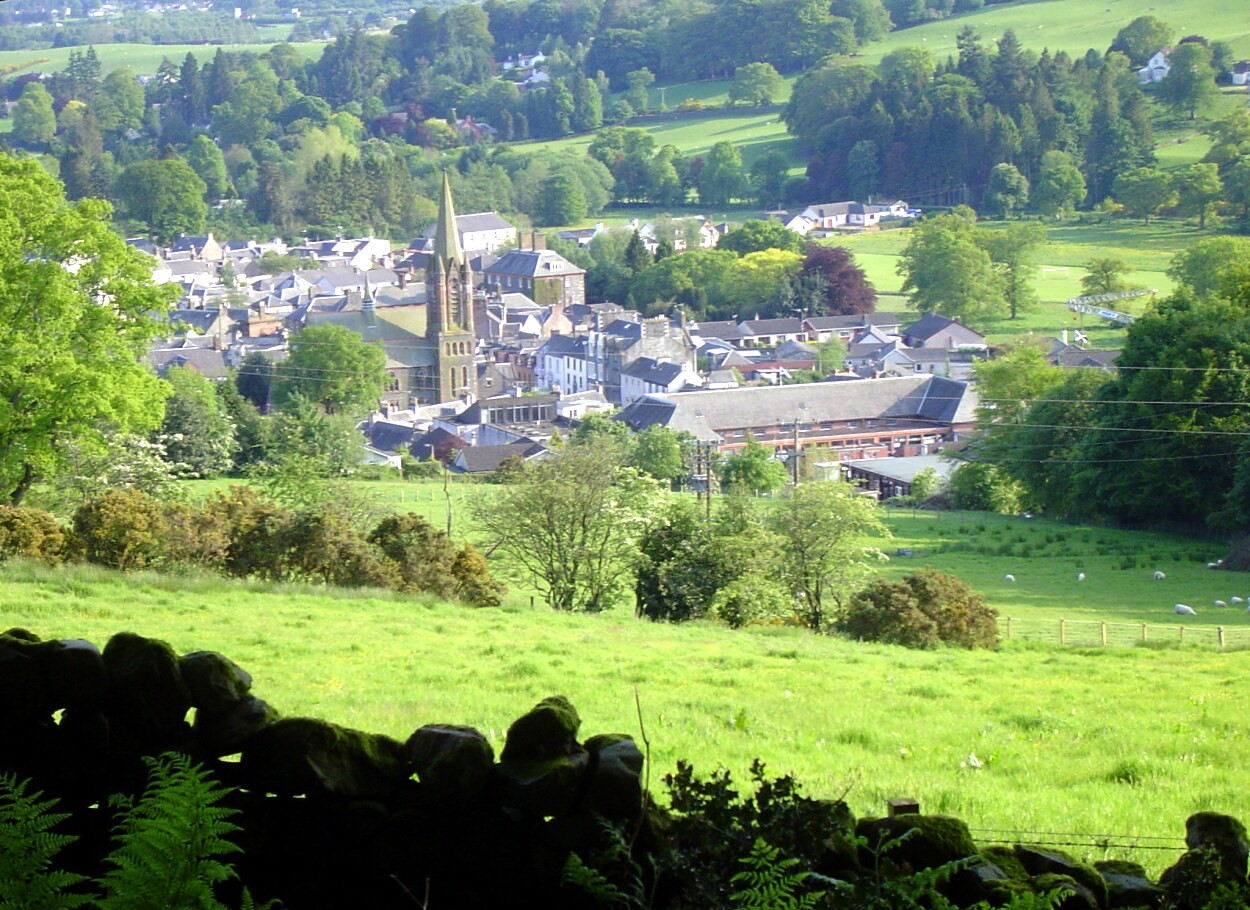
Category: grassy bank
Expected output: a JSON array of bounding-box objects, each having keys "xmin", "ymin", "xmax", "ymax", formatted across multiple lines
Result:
[{"xmin": 3, "ymin": 554, "xmax": 1248, "ymax": 875}]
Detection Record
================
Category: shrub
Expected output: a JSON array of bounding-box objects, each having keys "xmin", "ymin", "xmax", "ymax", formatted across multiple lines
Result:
[
  {"xmin": 450, "ymin": 543, "xmax": 506, "ymax": 607},
  {"xmin": 369, "ymin": 513, "xmax": 504, "ymax": 605},
  {"xmin": 160, "ymin": 500, "xmax": 230, "ymax": 573},
  {"xmin": 283, "ymin": 509, "xmax": 400, "ymax": 589},
  {"xmin": 71, "ymin": 489, "xmax": 169, "ymax": 570},
  {"xmin": 0, "ymin": 505, "xmax": 67, "ymax": 563},
  {"xmin": 204, "ymin": 486, "xmax": 295, "ymax": 581},
  {"xmin": 835, "ymin": 568, "xmax": 999, "ymax": 649}
]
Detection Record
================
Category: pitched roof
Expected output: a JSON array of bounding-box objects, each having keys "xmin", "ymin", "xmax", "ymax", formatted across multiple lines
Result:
[
  {"xmin": 454, "ymin": 441, "xmax": 547, "ymax": 473},
  {"xmin": 741, "ymin": 317, "xmax": 805, "ymax": 335},
  {"xmin": 903, "ymin": 313, "xmax": 967, "ymax": 340},
  {"xmin": 485, "ymin": 249, "xmax": 585, "ymax": 279},
  {"xmin": 622, "ymin": 357, "xmax": 686, "ymax": 385}
]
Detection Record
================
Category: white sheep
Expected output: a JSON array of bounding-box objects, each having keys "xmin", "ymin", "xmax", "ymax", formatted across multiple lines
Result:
[
  {"xmin": 1175, "ymin": 604, "xmax": 1196, "ymax": 615},
  {"xmin": 1207, "ymin": 560, "xmax": 1224, "ymax": 569},
  {"xmin": 1003, "ymin": 574, "xmax": 1015, "ymax": 582},
  {"xmin": 1215, "ymin": 600, "xmax": 1229, "ymax": 609},
  {"xmin": 1076, "ymin": 572, "xmax": 1086, "ymax": 582},
  {"xmin": 1233, "ymin": 597, "xmax": 1245, "ymax": 605},
  {"xmin": 1153, "ymin": 571, "xmax": 1166, "ymax": 581}
]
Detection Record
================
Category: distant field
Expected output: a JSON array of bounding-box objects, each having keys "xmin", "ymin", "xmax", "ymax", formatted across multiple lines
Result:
[{"xmin": 0, "ymin": 34, "xmax": 320, "ymax": 75}]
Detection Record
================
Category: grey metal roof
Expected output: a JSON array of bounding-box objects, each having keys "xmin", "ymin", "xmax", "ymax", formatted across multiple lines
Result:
[
  {"xmin": 622, "ymin": 357, "xmax": 685, "ymax": 385},
  {"xmin": 843, "ymin": 454, "xmax": 955, "ymax": 485},
  {"xmin": 454, "ymin": 441, "xmax": 547, "ymax": 474},
  {"xmin": 616, "ymin": 375, "xmax": 977, "ymax": 437}
]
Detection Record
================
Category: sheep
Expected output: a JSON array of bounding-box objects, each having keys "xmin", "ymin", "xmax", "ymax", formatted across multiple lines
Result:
[
  {"xmin": 1153, "ymin": 571, "xmax": 1166, "ymax": 581},
  {"xmin": 1207, "ymin": 559, "xmax": 1224, "ymax": 569},
  {"xmin": 1003, "ymin": 574, "xmax": 1015, "ymax": 582},
  {"xmin": 1175, "ymin": 604, "xmax": 1197, "ymax": 615},
  {"xmin": 1233, "ymin": 597, "xmax": 1245, "ymax": 605},
  {"xmin": 1076, "ymin": 572, "xmax": 1086, "ymax": 582},
  {"xmin": 1214, "ymin": 600, "xmax": 1229, "ymax": 609}
]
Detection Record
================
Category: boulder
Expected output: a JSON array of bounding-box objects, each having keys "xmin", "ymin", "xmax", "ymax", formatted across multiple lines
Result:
[
  {"xmin": 46, "ymin": 639, "xmax": 107, "ymax": 713},
  {"xmin": 0, "ymin": 632, "xmax": 53, "ymax": 726},
  {"xmin": 101, "ymin": 632, "xmax": 191, "ymax": 747},
  {"xmin": 240, "ymin": 717, "xmax": 407, "ymax": 799},
  {"xmin": 1031, "ymin": 873, "xmax": 1099, "ymax": 910},
  {"xmin": 856, "ymin": 813, "xmax": 977, "ymax": 872},
  {"xmin": 1014, "ymin": 845, "xmax": 1108, "ymax": 907},
  {"xmin": 1095, "ymin": 859, "xmax": 1160, "ymax": 908},
  {"xmin": 583, "ymin": 734, "xmax": 643, "ymax": 823},
  {"xmin": 1159, "ymin": 846, "xmax": 1249, "ymax": 909},
  {"xmin": 181, "ymin": 650, "xmax": 253, "ymax": 714},
  {"xmin": 194, "ymin": 696, "xmax": 278, "ymax": 757},
  {"xmin": 497, "ymin": 751, "xmax": 590, "ymax": 819},
  {"xmin": 404, "ymin": 724, "xmax": 495, "ymax": 803},
  {"xmin": 500, "ymin": 695, "xmax": 581, "ymax": 764},
  {"xmin": 948, "ymin": 861, "xmax": 1010, "ymax": 906},
  {"xmin": 1184, "ymin": 812, "xmax": 1249, "ymax": 878}
]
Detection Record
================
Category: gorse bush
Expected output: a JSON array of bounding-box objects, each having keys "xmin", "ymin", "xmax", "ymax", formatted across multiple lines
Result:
[
  {"xmin": 835, "ymin": 568, "xmax": 1000, "ymax": 650},
  {"xmin": 71, "ymin": 488, "xmax": 170, "ymax": 570},
  {"xmin": 0, "ymin": 506, "xmax": 67, "ymax": 564}
]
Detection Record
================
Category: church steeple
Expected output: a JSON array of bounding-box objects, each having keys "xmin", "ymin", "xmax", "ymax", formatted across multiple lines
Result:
[
  {"xmin": 435, "ymin": 170, "xmax": 464, "ymax": 270},
  {"xmin": 427, "ymin": 169, "xmax": 477, "ymax": 404}
]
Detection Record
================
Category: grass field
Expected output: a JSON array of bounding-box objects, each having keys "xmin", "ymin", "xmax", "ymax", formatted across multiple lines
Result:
[
  {"xmin": 0, "ymin": 33, "xmax": 319, "ymax": 76},
  {"xmin": 4, "ymin": 534, "xmax": 1249, "ymax": 875}
]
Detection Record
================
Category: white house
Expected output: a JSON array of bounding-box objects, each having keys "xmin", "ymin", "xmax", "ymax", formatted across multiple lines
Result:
[
  {"xmin": 620, "ymin": 357, "xmax": 702, "ymax": 406},
  {"xmin": 1138, "ymin": 49, "xmax": 1171, "ymax": 84},
  {"xmin": 1232, "ymin": 61, "xmax": 1250, "ymax": 86},
  {"xmin": 419, "ymin": 212, "xmax": 516, "ymax": 255},
  {"xmin": 799, "ymin": 200, "xmax": 916, "ymax": 231}
]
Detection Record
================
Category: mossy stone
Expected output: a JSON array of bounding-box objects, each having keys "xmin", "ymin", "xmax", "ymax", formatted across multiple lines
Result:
[
  {"xmin": 0, "ymin": 633, "xmax": 54, "ymax": 725},
  {"xmin": 102, "ymin": 631, "xmax": 191, "ymax": 746},
  {"xmin": 181, "ymin": 650, "xmax": 253, "ymax": 714},
  {"xmin": 194, "ymin": 695, "xmax": 278, "ymax": 757},
  {"xmin": 501, "ymin": 695, "xmax": 582, "ymax": 764},
  {"xmin": 584, "ymin": 734, "xmax": 643, "ymax": 822},
  {"xmin": 404, "ymin": 724, "xmax": 495, "ymax": 803},
  {"xmin": 982, "ymin": 845, "xmax": 1030, "ymax": 881},
  {"xmin": 856, "ymin": 813, "xmax": 977, "ymax": 871},
  {"xmin": 241, "ymin": 716, "xmax": 407, "ymax": 799},
  {"xmin": 1031, "ymin": 873, "xmax": 1099, "ymax": 910},
  {"xmin": 1014, "ymin": 845, "xmax": 1109, "ymax": 907},
  {"xmin": 497, "ymin": 751, "xmax": 590, "ymax": 819},
  {"xmin": 1184, "ymin": 811, "xmax": 1249, "ymax": 878}
]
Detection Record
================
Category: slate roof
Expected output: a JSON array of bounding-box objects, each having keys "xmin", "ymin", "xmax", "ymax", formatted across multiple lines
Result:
[
  {"xmin": 365, "ymin": 420, "xmax": 418, "ymax": 454},
  {"xmin": 804, "ymin": 313, "xmax": 902, "ymax": 331},
  {"xmin": 901, "ymin": 313, "xmax": 984, "ymax": 343},
  {"xmin": 453, "ymin": 441, "xmax": 547, "ymax": 474},
  {"xmin": 148, "ymin": 346, "xmax": 228, "ymax": 380},
  {"xmin": 622, "ymin": 357, "xmax": 686, "ymax": 386},
  {"xmin": 169, "ymin": 308, "xmax": 224, "ymax": 334},
  {"xmin": 485, "ymin": 249, "xmax": 585, "ymax": 279},
  {"xmin": 741, "ymin": 317, "xmax": 806, "ymax": 336},
  {"xmin": 691, "ymin": 320, "xmax": 747, "ymax": 342}
]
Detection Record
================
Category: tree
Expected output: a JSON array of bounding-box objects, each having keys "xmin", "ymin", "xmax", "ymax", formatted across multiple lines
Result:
[
  {"xmin": 1174, "ymin": 162, "xmax": 1223, "ymax": 229},
  {"xmin": 830, "ymin": 0, "xmax": 892, "ymax": 44},
  {"xmin": 624, "ymin": 67, "xmax": 654, "ymax": 114},
  {"xmin": 271, "ymin": 324, "xmax": 388, "ymax": 416},
  {"xmin": 1157, "ymin": 42, "xmax": 1219, "ymax": 121},
  {"xmin": 1108, "ymin": 15, "xmax": 1174, "ymax": 67},
  {"xmin": 971, "ymin": 344, "xmax": 1065, "ymax": 429},
  {"xmin": 0, "ymin": 155, "xmax": 177, "ymax": 505},
  {"xmin": 798, "ymin": 245, "xmax": 876, "ymax": 316},
  {"xmin": 186, "ymin": 135, "xmax": 229, "ymax": 201},
  {"xmin": 836, "ymin": 568, "xmax": 998, "ymax": 649},
  {"xmin": 1112, "ymin": 167, "xmax": 1177, "ymax": 223},
  {"xmin": 631, "ymin": 425, "xmax": 687, "ymax": 484},
  {"xmin": 718, "ymin": 219, "xmax": 805, "ymax": 256},
  {"xmin": 697, "ymin": 141, "xmax": 746, "ymax": 206},
  {"xmin": 473, "ymin": 440, "xmax": 658, "ymax": 612},
  {"xmin": 12, "ymin": 82, "xmax": 55, "ymax": 148},
  {"xmin": 534, "ymin": 172, "xmax": 587, "ymax": 227},
  {"xmin": 897, "ymin": 211, "xmax": 1006, "ymax": 324},
  {"xmin": 978, "ymin": 222, "xmax": 1045, "ymax": 319},
  {"xmin": 719, "ymin": 435, "xmax": 787, "ymax": 495},
  {"xmin": 729, "ymin": 62, "xmax": 785, "ymax": 106},
  {"xmin": 845, "ymin": 139, "xmax": 880, "ymax": 201},
  {"xmin": 767, "ymin": 480, "xmax": 888, "ymax": 631},
  {"xmin": 750, "ymin": 149, "xmax": 792, "ymax": 208},
  {"xmin": 1080, "ymin": 257, "xmax": 1134, "ymax": 296},
  {"xmin": 99, "ymin": 67, "xmax": 145, "ymax": 133},
  {"xmin": 1032, "ymin": 150, "xmax": 1086, "ymax": 218},
  {"xmin": 157, "ymin": 366, "xmax": 238, "ymax": 478},
  {"xmin": 1167, "ymin": 237, "xmax": 1250, "ymax": 299},
  {"xmin": 983, "ymin": 163, "xmax": 1029, "ymax": 219},
  {"xmin": 115, "ymin": 158, "xmax": 208, "ymax": 244}
]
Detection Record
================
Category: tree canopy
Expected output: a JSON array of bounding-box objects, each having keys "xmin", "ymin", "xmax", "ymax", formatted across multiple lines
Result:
[
  {"xmin": 271, "ymin": 324, "xmax": 389, "ymax": 416},
  {"xmin": 0, "ymin": 155, "xmax": 177, "ymax": 506}
]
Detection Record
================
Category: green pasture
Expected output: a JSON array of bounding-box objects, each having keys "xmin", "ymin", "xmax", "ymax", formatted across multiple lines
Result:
[
  {"xmin": 0, "ymin": 34, "xmax": 319, "ymax": 76},
  {"xmin": 4, "ymin": 545, "xmax": 1250, "ymax": 875}
]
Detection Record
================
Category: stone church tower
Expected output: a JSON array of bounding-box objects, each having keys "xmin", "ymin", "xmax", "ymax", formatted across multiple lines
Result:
[{"xmin": 429, "ymin": 171, "xmax": 477, "ymax": 402}]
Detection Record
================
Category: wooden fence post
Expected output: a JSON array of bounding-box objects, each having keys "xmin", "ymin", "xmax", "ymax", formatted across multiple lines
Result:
[
  {"xmin": 1179, "ymin": 626, "xmax": 1185, "ymax": 643},
  {"xmin": 1219, "ymin": 627, "xmax": 1226, "ymax": 650},
  {"xmin": 1141, "ymin": 623, "xmax": 1148, "ymax": 642},
  {"xmin": 1101, "ymin": 622, "xmax": 1107, "ymax": 646},
  {"xmin": 1006, "ymin": 617, "xmax": 1013, "ymax": 640},
  {"xmin": 1060, "ymin": 618, "xmax": 1066, "ymax": 645}
]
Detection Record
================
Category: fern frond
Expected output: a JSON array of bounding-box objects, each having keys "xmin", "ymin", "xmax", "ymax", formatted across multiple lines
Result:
[
  {"xmin": 730, "ymin": 838, "xmax": 826, "ymax": 910},
  {"xmin": 0, "ymin": 773, "xmax": 94, "ymax": 910},
  {"xmin": 96, "ymin": 753, "xmax": 242, "ymax": 910}
]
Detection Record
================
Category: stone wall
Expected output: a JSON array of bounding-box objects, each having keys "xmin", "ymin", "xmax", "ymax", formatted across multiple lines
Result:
[{"xmin": 2, "ymin": 627, "xmax": 1246, "ymax": 909}]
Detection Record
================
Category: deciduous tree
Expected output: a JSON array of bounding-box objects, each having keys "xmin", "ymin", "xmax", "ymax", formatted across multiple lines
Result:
[
  {"xmin": 271, "ymin": 324, "xmax": 388, "ymax": 416},
  {"xmin": 729, "ymin": 62, "xmax": 784, "ymax": 106},
  {"xmin": 897, "ymin": 210, "xmax": 1006, "ymax": 324},
  {"xmin": 1112, "ymin": 167, "xmax": 1176, "ymax": 223},
  {"xmin": 0, "ymin": 155, "xmax": 177, "ymax": 505},
  {"xmin": 1080, "ymin": 257, "xmax": 1134, "ymax": 296}
]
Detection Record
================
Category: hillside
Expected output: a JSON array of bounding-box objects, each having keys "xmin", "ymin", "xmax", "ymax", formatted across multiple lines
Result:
[{"xmin": 3, "ymin": 553, "xmax": 1246, "ymax": 876}]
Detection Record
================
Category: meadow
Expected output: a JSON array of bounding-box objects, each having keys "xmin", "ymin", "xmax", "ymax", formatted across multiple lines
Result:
[{"xmin": 0, "ymin": 32, "xmax": 317, "ymax": 76}]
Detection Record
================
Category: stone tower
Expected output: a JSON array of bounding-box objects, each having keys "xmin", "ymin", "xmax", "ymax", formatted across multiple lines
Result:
[{"xmin": 429, "ymin": 171, "xmax": 477, "ymax": 402}]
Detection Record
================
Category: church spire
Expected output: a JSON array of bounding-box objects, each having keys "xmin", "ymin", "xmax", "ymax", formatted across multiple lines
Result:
[{"xmin": 434, "ymin": 170, "xmax": 464, "ymax": 269}]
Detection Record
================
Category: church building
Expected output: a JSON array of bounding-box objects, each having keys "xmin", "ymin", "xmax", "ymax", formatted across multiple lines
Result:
[{"xmin": 426, "ymin": 171, "xmax": 478, "ymax": 403}]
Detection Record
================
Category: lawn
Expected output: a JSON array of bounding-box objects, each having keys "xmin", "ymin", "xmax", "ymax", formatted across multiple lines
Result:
[{"xmin": 5, "ymin": 541, "xmax": 1250, "ymax": 876}]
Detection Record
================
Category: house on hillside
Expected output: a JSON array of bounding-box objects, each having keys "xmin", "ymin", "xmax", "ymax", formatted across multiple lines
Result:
[
  {"xmin": 900, "ymin": 314, "xmax": 987, "ymax": 351},
  {"xmin": 620, "ymin": 357, "xmax": 702, "ymax": 405},
  {"xmin": 483, "ymin": 248, "xmax": 586, "ymax": 309},
  {"xmin": 1138, "ymin": 48, "xmax": 1171, "ymax": 84},
  {"xmin": 1232, "ymin": 61, "xmax": 1250, "ymax": 86}
]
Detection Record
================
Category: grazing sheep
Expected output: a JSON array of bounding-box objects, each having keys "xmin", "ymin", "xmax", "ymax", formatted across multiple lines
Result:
[
  {"xmin": 1175, "ymin": 604, "xmax": 1197, "ymax": 615},
  {"xmin": 1003, "ymin": 574, "xmax": 1015, "ymax": 582},
  {"xmin": 1076, "ymin": 572, "xmax": 1086, "ymax": 582},
  {"xmin": 1153, "ymin": 571, "xmax": 1166, "ymax": 581},
  {"xmin": 1207, "ymin": 559, "xmax": 1224, "ymax": 568},
  {"xmin": 1233, "ymin": 597, "xmax": 1245, "ymax": 605},
  {"xmin": 1214, "ymin": 600, "xmax": 1228, "ymax": 609}
]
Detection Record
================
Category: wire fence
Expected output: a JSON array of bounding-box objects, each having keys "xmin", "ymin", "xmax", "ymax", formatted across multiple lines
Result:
[
  {"xmin": 1002, "ymin": 617, "xmax": 1250, "ymax": 649},
  {"xmin": 966, "ymin": 827, "xmax": 1186, "ymax": 855}
]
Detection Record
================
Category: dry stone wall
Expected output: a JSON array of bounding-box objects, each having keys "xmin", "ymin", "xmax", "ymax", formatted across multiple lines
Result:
[{"xmin": 1, "ymin": 627, "xmax": 1246, "ymax": 909}]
